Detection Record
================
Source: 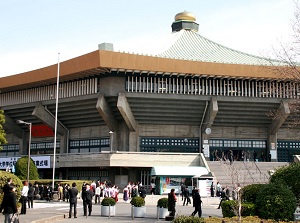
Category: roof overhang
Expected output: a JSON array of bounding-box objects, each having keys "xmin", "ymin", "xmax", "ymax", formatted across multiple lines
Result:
[
  {"xmin": 151, "ymin": 166, "xmax": 209, "ymax": 177},
  {"xmin": 0, "ymin": 50, "xmax": 291, "ymax": 92}
]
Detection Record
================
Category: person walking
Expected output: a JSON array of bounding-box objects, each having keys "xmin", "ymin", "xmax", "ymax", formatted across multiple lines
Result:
[
  {"xmin": 0, "ymin": 184, "xmax": 18, "ymax": 223},
  {"xmin": 210, "ymin": 182, "xmax": 214, "ymax": 197},
  {"xmin": 168, "ymin": 188, "xmax": 177, "ymax": 217},
  {"xmin": 27, "ymin": 183, "xmax": 34, "ymax": 208},
  {"xmin": 82, "ymin": 184, "xmax": 94, "ymax": 216},
  {"xmin": 20, "ymin": 181, "xmax": 29, "ymax": 215},
  {"xmin": 217, "ymin": 187, "xmax": 229, "ymax": 209},
  {"xmin": 150, "ymin": 179, "xmax": 156, "ymax": 195},
  {"xmin": 191, "ymin": 188, "xmax": 202, "ymax": 217},
  {"xmin": 94, "ymin": 185, "xmax": 101, "ymax": 204},
  {"xmin": 68, "ymin": 182, "xmax": 78, "ymax": 218},
  {"xmin": 123, "ymin": 186, "xmax": 129, "ymax": 202},
  {"xmin": 180, "ymin": 183, "xmax": 186, "ymax": 201},
  {"xmin": 183, "ymin": 187, "xmax": 191, "ymax": 206},
  {"xmin": 81, "ymin": 182, "xmax": 87, "ymax": 216},
  {"xmin": 58, "ymin": 184, "xmax": 63, "ymax": 201}
]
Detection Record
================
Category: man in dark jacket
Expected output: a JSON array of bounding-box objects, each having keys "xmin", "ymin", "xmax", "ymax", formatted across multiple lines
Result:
[
  {"xmin": 191, "ymin": 188, "xmax": 202, "ymax": 217},
  {"xmin": 27, "ymin": 183, "xmax": 34, "ymax": 208},
  {"xmin": 82, "ymin": 184, "xmax": 94, "ymax": 216},
  {"xmin": 3, "ymin": 178, "xmax": 12, "ymax": 195},
  {"xmin": 183, "ymin": 187, "xmax": 191, "ymax": 206},
  {"xmin": 139, "ymin": 186, "xmax": 147, "ymax": 199},
  {"xmin": 218, "ymin": 187, "xmax": 229, "ymax": 209},
  {"xmin": 68, "ymin": 182, "xmax": 78, "ymax": 218},
  {"xmin": 0, "ymin": 184, "xmax": 17, "ymax": 222}
]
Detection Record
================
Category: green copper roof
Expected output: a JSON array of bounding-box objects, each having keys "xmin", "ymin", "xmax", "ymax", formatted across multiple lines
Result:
[{"xmin": 120, "ymin": 29, "xmax": 285, "ymax": 66}]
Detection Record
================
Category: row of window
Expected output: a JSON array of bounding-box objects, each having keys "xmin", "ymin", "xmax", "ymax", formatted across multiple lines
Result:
[
  {"xmin": 126, "ymin": 75, "xmax": 300, "ymax": 99},
  {"xmin": 209, "ymin": 140, "xmax": 266, "ymax": 148}
]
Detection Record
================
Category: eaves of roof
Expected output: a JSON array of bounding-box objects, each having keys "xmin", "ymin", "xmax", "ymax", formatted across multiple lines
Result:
[{"xmin": 0, "ymin": 50, "xmax": 291, "ymax": 92}]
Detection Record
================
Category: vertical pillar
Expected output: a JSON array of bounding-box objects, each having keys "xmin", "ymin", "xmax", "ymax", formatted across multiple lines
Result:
[
  {"xmin": 267, "ymin": 134, "xmax": 277, "ymax": 162},
  {"xmin": 59, "ymin": 134, "xmax": 68, "ymax": 154},
  {"xmin": 129, "ymin": 132, "xmax": 139, "ymax": 152},
  {"xmin": 19, "ymin": 131, "xmax": 29, "ymax": 155},
  {"xmin": 201, "ymin": 131, "xmax": 211, "ymax": 161}
]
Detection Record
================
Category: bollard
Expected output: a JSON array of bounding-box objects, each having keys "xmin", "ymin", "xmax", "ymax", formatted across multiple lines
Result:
[
  {"xmin": 109, "ymin": 204, "xmax": 111, "ymax": 219},
  {"xmin": 157, "ymin": 207, "xmax": 159, "ymax": 220},
  {"xmin": 131, "ymin": 205, "xmax": 134, "ymax": 220},
  {"xmin": 222, "ymin": 220, "xmax": 225, "ymax": 223}
]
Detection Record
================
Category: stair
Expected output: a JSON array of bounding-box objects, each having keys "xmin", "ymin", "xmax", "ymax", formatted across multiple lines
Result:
[{"xmin": 206, "ymin": 161, "xmax": 289, "ymax": 189}]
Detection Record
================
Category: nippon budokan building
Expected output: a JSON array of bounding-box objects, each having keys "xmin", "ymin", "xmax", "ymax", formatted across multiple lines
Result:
[{"xmin": 0, "ymin": 11, "xmax": 299, "ymax": 193}]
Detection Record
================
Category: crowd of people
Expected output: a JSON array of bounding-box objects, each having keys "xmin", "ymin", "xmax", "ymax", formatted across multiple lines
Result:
[{"xmin": 0, "ymin": 178, "xmax": 221, "ymax": 221}]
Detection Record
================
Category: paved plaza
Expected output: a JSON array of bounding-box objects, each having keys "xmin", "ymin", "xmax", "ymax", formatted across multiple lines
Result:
[{"xmin": 0, "ymin": 195, "xmax": 223, "ymax": 223}]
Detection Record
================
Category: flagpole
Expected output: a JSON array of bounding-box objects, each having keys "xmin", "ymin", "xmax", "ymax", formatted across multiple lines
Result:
[{"xmin": 52, "ymin": 52, "xmax": 60, "ymax": 190}]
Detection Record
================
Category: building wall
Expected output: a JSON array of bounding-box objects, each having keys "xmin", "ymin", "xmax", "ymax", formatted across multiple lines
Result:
[{"xmin": 70, "ymin": 126, "xmax": 110, "ymax": 139}]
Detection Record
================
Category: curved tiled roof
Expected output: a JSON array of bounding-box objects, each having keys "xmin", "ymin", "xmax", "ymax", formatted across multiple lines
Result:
[{"xmin": 120, "ymin": 29, "xmax": 284, "ymax": 66}]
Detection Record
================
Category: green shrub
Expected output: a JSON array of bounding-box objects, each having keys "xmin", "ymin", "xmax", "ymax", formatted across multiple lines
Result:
[
  {"xmin": 15, "ymin": 156, "xmax": 39, "ymax": 180},
  {"xmin": 157, "ymin": 197, "xmax": 168, "ymax": 208},
  {"xmin": 221, "ymin": 200, "xmax": 237, "ymax": 218},
  {"xmin": 270, "ymin": 162, "xmax": 300, "ymax": 201},
  {"xmin": 172, "ymin": 215, "xmax": 204, "ymax": 223},
  {"xmin": 101, "ymin": 197, "xmax": 116, "ymax": 206},
  {"xmin": 241, "ymin": 202, "xmax": 256, "ymax": 216},
  {"xmin": 242, "ymin": 184, "xmax": 266, "ymax": 203},
  {"xmin": 256, "ymin": 182, "xmax": 297, "ymax": 221},
  {"xmin": 130, "ymin": 196, "xmax": 145, "ymax": 207},
  {"xmin": 0, "ymin": 171, "xmax": 22, "ymax": 205}
]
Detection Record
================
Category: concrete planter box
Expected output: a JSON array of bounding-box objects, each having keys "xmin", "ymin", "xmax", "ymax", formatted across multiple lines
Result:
[
  {"xmin": 157, "ymin": 207, "xmax": 169, "ymax": 219},
  {"xmin": 101, "ymin": 205, "xmax": 116, "ymax": 216},
  {"xmin": 132, "ymin": 206, "xmax": 146, "ymax": 218}
]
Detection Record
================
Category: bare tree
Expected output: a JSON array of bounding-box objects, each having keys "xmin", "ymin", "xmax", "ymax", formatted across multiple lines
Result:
[{"xmin": 265, "ymin": 1, "xmax": 300, "ymax": 126}]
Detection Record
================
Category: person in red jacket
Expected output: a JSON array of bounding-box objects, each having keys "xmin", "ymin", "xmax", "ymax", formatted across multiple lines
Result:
[{"xmin": 168, "ymin": 188, "xmax": 177, "ymax": 216}]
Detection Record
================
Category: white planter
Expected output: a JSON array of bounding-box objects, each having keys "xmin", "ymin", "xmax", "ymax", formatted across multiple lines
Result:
[
  {"xmin": 157, "ymin": 207, "xmax": 169, "ymax": 219},
  {"xmin": 101, "ymin": 205, "xmax": 116, "ymax": 216},
  {"xmin": 132, "ymin": 206, "xmax": 146, "ymax": 218}
]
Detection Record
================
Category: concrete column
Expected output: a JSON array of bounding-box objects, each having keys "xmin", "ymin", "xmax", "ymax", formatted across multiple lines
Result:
[
  {"xmin": 115, "ymin": 121, "xmax": 129, "ymax": 151},
  {"xmin": 19, "ymin": 131, "xmax": 29, "ymax": 155},
  {"xmin": 3, "ymin": 115, "xmax": 23, "ymax": 139},
  {"xmin": 96, "ymin": 94, "xmax": 117, "ymax": 131},
  {"xmin": 59, "ymin": 134, "xmax": 68, "ymax": 154},
  {"xmin": 202, "ymin": 97, "xmax": 218, "ymax": 160},
  {"xmin": 32, "ymin": 102, "xmax": 67, "ymax": 135},
  {"xmin": 267, "ymin": 134, "xmax": 277, "ymax": 162},
  {"xmin": 129, "ymin": 130, "xmax": 139, "ymax": 152},
  {"xmin": 117, "ymin": 93, "xmax": 137, "ymax": 132}
]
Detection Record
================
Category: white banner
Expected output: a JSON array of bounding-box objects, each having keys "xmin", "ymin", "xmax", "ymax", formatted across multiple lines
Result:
[{"xmin": 0, "ymin": 156, "xmax": 51, "ymax": 170}]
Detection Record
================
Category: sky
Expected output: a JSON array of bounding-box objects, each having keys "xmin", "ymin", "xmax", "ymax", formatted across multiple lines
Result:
[{"xmin": 0, "ymin": 0, "xmax": 296, "ymax": 78}]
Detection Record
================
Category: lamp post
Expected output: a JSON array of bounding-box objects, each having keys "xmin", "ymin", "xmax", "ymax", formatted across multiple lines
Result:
[
  {"xmin": 109, "ymin": 131, "xmax": 113, "ymax": 152},
  {"xmin": 17, "ymin": 120, "xmax": 32, "ymax": 182}
]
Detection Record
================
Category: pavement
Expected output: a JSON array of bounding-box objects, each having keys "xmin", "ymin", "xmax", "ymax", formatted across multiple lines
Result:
[{"xmin": 0, "ymin": 195, "xmax": 223, "ymax": 223}]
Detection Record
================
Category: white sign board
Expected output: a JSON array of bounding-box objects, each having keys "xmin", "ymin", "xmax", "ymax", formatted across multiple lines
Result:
[
  {"xmin": 203, "ymin": 144, "xmax": 210, "ymax": 157},
  {"xmin": 0, "ymin": 156, "xmax": 51, "ymax": 169}
]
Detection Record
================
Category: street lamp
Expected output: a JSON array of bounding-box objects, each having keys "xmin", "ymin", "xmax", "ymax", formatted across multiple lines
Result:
[
  {"xmin": 109, "ymin": 131, "xmax": 113, "ymax": 152},
  {"xmin": 17, "ymin": 120, "xmax": 32, "ymax": 182}
]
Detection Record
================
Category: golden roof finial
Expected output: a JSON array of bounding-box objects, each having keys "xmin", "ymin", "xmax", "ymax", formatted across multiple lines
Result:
[{"xmin": 174, "ymin": 11, "xmax": 196, "ymax": 22}]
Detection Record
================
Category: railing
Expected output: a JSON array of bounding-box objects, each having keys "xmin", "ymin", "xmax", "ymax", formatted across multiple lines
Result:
[
  {"xmin": 127, "ymin": 75, "xmax": 300, "ymax": 99},
  {"xmin": 0, "ymin": 78, "xmax": 99, "ymax": 106}
]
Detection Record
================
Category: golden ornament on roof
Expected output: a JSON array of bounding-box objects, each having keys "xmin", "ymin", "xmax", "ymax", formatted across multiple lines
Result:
[{"xmin": 174, "ymin": 11, "xmax": 196, "ymax": 22}]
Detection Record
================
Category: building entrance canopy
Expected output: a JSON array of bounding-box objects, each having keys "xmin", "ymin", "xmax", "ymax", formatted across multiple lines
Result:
[{"xmin": 151, "ymin": 166, "xmax": 208, "ymax": 177}]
